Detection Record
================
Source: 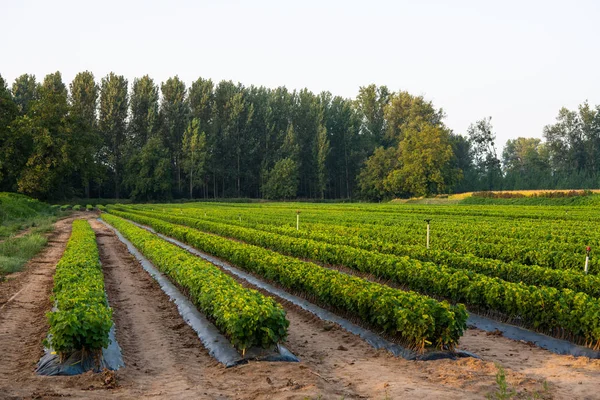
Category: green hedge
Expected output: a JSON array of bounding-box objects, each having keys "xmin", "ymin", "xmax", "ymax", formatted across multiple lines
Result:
[
  {"xmin": 106, "ymin": 209, "xmax": 468, "ymax": 351},
  {"xmin": 101, "ymin": 214, "xmax": 288, "ymax": 351},
  {"xmin": 47, "ymin": 220, "xmax": 112, "ymax": 355}
]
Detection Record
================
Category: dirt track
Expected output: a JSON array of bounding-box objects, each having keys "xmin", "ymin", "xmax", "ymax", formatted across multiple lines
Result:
[{"xmin": 1, "ymin": 215, "xmax": 600, "ymax": 399}]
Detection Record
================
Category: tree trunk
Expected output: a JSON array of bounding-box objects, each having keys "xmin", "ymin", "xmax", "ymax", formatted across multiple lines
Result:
[
  {"xmin": 115, "ymin": 169, "xmax": 120, "ymax": 200},
  {"xmin": 190, "ymin": 151, "xmax": 194, "ymax": 199},
  {"xmin": 237, "ymin": 151, "xmax": 240, "ymax": 197},
  {"xmin": 344, "ymin": 145, "xmax": 350, "ymax": 198},
  {"xmin": 177, "ymin": 156, "xmax": 181, "ymax": 197}
]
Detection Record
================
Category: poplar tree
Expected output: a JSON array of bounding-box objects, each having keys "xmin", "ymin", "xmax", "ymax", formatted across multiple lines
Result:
[
  {"xmin": 99, "ymin": 72, "xmax": 128, "ymax": 198},
  {"xmin": 70, "ymin": 71, "xmax": 99, "ymax": 198}
]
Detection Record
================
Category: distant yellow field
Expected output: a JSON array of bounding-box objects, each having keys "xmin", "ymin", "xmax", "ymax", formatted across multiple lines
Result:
[
  {"xmin": 391, "ymin": 189, "xmax": 600, "ymax": 203},
  {"xmin": 448, "ymin": 189, "xmax": 600, "ymax": 200}
]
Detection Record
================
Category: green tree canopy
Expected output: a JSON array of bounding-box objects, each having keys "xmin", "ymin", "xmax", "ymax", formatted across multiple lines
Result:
[
  {"xmin": 17, "ymin": 72, "xmax": 72, "ymax": 199},
  {"xmin": 385, "ymin": 124, "xmax": 459, "ymax": 197},
  {"xmin": 263, "ymin": 157, "xmax": 299, "ymax": 200}
]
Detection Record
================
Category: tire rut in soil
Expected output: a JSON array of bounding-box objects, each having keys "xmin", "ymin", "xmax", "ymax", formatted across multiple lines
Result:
[{"xmin": 0, "ymin": 218, "xmax": 71, "ymax": 395}]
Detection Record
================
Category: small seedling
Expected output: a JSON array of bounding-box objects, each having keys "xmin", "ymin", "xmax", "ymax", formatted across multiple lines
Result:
[{"xmin": 486, "ymin": 364, "xmax": 516, "ymax": 400}]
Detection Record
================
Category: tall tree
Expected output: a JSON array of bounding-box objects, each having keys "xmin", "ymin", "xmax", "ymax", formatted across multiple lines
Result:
[
  {"xmin": 543, "ymin": 103, "xmax": 600, "ymax": 187},
  {"xmin": 314, "ymin": 123, "xmax": 329, "ymax": 199},
  {"xmin": 189, "ymin": 77, "xmax": 214, "ymax": 134},
  {"xmin": 223, "ymin": 91, "xmax": 252, "ymax": 197},
  {"xmin": 11, "ymin": 74, "xmax": 38, "ymax": 115},
  {"xmin": 17, "ymin": 72, "xmax": 73, "ymax": 199},
  {"xmin": 384, "ymin": 91, "xmax": 444, "ymax": 145},
  {"xmin": 125, "ymin": 135, "xmax": 172, "ymax": 200},
  {"xmin": 385, "ymin": 124, "xmax": 459, "ymax": 197},
  {"xmin": 449, "ymin": 133, "xmax": 476, "ymax": 193},
  {"xmin": 262, "ymin": 157, "xmax": 299, "ymax": 200},
  {"xmin": 211, "ymin": 81, "xmax": 238, "ymax": 197},
  {"xmin": 357, "ymin": 146, "xmax": 398, "ymax": 201},
  {"xmin": 502, "ymin": 137, "xmax": 551, "ymax": 189},
  {"xmin": 182, "ymin": 118, "xmax": 207, "ymax": 198},
  {"xmin": 69, "ymin": 71, "xmax": 99, "ymax": 198},
  {"xmin": 129, "ymin": 75, "xmax": 159, "ymax": 148},
  {"xmin": 160, "ymin": 76, "xmax": 188, "ymax": 196},
  {"xmin": 355, "ymin": 84, "xmax": 390, "ymax": 151},
  {"xmin": 321, "ymin": 96, "xmax": 360, "ymax": 198},
  {"xmin": 467, "ymin": 117, "xmax": 502, "ymax": 190},
  {"xmin": 99, "ymin": 72, "xmax": 128, "ymax": 199},
  {"xmin": 0, "ymin": 75, "xmax": 19, "ymax": 190},
  {"xmin": 243, "ymin": 85, "xmax": 270, "ymax": 197},
  {"xmin": 261, "ymin": 87, "xmax": 294, "ymax": 192},
  {"xmin": 188, "ymin": 77, "xmax": 215, "ymax": 198},
  {"xmin": 292, "ymin": 89, "xmax": 322, "ymax": 197}
]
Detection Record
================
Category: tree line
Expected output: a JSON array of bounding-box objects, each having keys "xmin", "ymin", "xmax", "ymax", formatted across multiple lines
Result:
[{"xmin": 0, "ymin": 71, "xmax": 598, "ymax": 201}]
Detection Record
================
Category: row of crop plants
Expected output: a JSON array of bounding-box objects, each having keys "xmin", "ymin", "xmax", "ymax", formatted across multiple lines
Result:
[
  {"xmin": 46, "ymin": 220, "xmax": 113, "ymax": 357},
  {"xmin": 46, "ymin": 217, "xmax": 289, "ymax": 360},
  {"xmin": 122, "ymin": 205, "xmax": 600, "ymax": 297},
  {"xmin": 102, "ymin": 212, "xmax": 468, "ymax": 351},
  {"xmin": 101, "ymin": 214, "xmax": 288, "ymax": 351},
  {"xmin": 159, "ymin": 204, "xmax": 598, "ymax": 272},
  {"xmin": 109, "ymin": 206, "xmax": 600, "ymax": 350},
  {"xmin": 145, "ymin": 202, "xmax": 598, "ymax": 251}
]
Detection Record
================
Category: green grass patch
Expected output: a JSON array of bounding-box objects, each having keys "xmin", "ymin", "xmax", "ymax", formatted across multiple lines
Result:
[
  {"xmin": 0, "ymin": 192, "xmax": 59, "ymax": 239},
  {"xmin": 0, "ymin": 234, "xmax": 48, "ymax": 275}
]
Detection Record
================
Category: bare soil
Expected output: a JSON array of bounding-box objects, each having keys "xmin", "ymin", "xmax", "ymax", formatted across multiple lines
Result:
[{"xmin": 0, "ymin": 215, "xmax": 599, "ymax": 399}]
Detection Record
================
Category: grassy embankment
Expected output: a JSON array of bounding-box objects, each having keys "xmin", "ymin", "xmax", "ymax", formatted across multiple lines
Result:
[{"xmin": 0, "ymin": 193, "xmax": 59, "ymax": 276}]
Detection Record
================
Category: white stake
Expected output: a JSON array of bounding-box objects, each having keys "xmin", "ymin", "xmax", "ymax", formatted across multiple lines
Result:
[
  {"xmin": 296, "ymin": 210, "xmax": 301, "ymax": 230},
  {"xmin": 585, "ymin": 246, "xmax": 591, "ymax": 274},
  {"xmin": 425, "ymin": 219, "xmax": 431, "ymax": 249}
]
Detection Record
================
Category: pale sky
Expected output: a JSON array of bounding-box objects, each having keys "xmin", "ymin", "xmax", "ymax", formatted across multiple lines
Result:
[{"xmin": 2, "ymin": 0, "xmax": 599, "ymax": 149}]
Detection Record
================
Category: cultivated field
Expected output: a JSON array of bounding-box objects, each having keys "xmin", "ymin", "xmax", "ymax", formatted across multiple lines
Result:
[{"xmin": 3, "ymin": 201, "xmax": 600, "ymax": 399}]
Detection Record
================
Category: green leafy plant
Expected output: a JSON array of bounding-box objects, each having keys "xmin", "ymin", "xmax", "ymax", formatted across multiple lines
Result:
[
  {"xmin": 111, "ymin": 205, "xmax": 600, "ymax": 350},
  {"xmin": 101, "ymin": 214, "xmax": 289, "ymax": 351},
  {"xmin": 104, "ymin": 210, "xmax": 468, "ymax": 351},
  {"xmin": 47, "ymin": 220, "xmax": 113, "ymax": 357}
]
